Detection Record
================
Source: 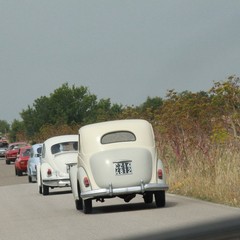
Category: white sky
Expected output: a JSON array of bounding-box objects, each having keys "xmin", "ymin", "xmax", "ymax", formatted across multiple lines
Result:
[{"xmin": 1, "ymin": 0, "xmax": 240, "ymax": 123}]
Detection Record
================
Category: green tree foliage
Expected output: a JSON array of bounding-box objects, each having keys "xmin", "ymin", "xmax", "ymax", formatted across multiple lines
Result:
[
  {"xmin": 0, "ymin": 120, "xmax": 10, "ymax": 136},
  {"xmin": 154, "ymin": 90, "xmax": 214, "ymax": 163},
  {"xmin": 84, "ymin": 98, "xmax": 123, "ymax": 123},
  {"xmin": 140, "ymin": 96, "xmax": 163, "ymax": 111},
  {"xmin": 7, "ymin": 76, "xmax": 240, "ymax": 150},
  {"xmin": 8, "ymin": 119, "xmax": 25, "ymax": 142},
  {"xmin": 20, "ymin": 83, "xmax": 123, "ymax": 140},
  {"xmin": 209, "ymin": 75, "xmax": 240, "ymax": 139}
]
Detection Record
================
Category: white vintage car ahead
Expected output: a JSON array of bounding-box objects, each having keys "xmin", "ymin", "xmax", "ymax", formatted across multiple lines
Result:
[
  {"xmin": 37, "ymin": 135, "xmax": 78, "ymax": 195},
  {"xmin": 69, "ymin": 119, "xmax": 168, "ymax": 214},
  {"xmin": 27, "ymin": 143, "xmax": 43, "ymax": 183}
]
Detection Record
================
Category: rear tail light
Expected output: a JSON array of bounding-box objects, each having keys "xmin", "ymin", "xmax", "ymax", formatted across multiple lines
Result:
[
  {"xmin": 83, "ymin": 176, "xmax": 90, "ymax": 187},
  {"xmin": 47, "ymin": 168, "xmax": 52, "ymax": 177},
  {"xmin": 157, "ymin": 169, "xmax": 163, "ymax": 179}
]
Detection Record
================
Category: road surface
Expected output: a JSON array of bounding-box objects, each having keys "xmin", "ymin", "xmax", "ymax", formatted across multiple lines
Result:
[{"xmin": 0, "ymin": 158, "xmax": 239, "ymax": 240}]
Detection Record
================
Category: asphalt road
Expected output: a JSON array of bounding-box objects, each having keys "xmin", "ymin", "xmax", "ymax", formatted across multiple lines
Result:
[{"xmin": 0, "ymin": 158, "xmax": 240, "ymax": 240}]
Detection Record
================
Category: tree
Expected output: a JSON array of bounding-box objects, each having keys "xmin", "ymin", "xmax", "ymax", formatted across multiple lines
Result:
[
  {"xmin": 20, "ymin": 83, "xmax": 98, "ymax": 137},
  {"xmin": 140, "ymin": 96, "xmax": 163, "ymax": 111},
  {"xmin": 209, "ymin": 75, "xmax": 240, "ymax": 139},
  {"xmin": 0, "ymin": 120, "xmax": 10, "ymax": 137},
  {"xmin": 8, "ymin": 119, "xmax": 26, "ymax": 142},
  {"xmin": 85, "ymin": 98, "xmax": 123, "ymax": 123},
  {"xmin": 154, "ymin": 89, "xmax": 214, "ymax": 163}
]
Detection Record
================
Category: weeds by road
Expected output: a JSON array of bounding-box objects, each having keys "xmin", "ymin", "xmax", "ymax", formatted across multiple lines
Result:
[{"xmin": 162, "ymin": 144, "xmax": 240, "ymax": 207}]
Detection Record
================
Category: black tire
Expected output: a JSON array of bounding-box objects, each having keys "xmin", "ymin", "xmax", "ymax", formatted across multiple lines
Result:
[
  {"xmin": 144, "ymin": 192, "xmax": 153, "ymax": 204},
  {"xmin": 17, "ymin": 169, "xmax": 22, "ymax": 176},
  {"xmin": 75, "ymin": 199, "xmax": 83, "ymax": 210},
  {"xmin": 15, "ymin": 167, "xmax": 17, "ymax": 176},
  {"xmin": 39, "ymin": 185, "xmax": 42, "ymax": 194},
  {"xmin": 154, "ymin": 191, "xmax": 166, "ymax": 208},
  {"xmin": 38, "ymin": 173, "xmax": 43, "ymax": 194},
  {"xmin": 28, "ymin": 175, "xmax": 32, "ymax": 183},
  {"xmin": 6, "ymin": 159, "xmax": 10, "ymax": 165},
  {"xmin": 76, "ymin": 181, "xmax": 83, "ymax": 210},
  {"xmin": 42, "ymin": 184, "xmax": 49, "ymax": 196},
  {"xmin": 83, "ymin": 199, "xmax": 92, "ymax": 214}
]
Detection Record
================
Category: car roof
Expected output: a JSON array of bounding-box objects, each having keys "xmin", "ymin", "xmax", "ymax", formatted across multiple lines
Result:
[
  {"xmin": 80, "ymin": 119, "xmax": 153, "ymax": 135},
  {"xmin": 20, "ymin": 145, "xmax": 31, "ymax": 150},
  {"xmin": 79, "ymin": 119, "xmax": 155, "ymax": 154},
  {"xmin": 31, "ymin": 143, "xmax": 43, "ymax": 148},
  {"xmin": 9, "ymin": 142, "xmax": 27, "ymax": 146},
  {"xmin": 43, "ymin": 135, "xmax": 78, "ymax": 146}
]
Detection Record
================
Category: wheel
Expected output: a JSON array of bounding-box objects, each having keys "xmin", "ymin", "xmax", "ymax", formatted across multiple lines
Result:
[
  {"xmin": 17, "ymin": 169, "xmax": 23, "ymax": 176},
  {"xmin": 39, "ymin": 185, "xmax": 42, "ymax": 194},
  {"xmin": 42, "ymin": 184, "xmax": 49, "ymax": 196},
  {"xmin": 15, "ymin": 167, "xmax": 17, "ymax": 176},
  {"xmin": 28, "ymin": 169, "xmax": 32, "ymax": 183},
  {"xmin": 76, "ymin": 181, "xmax": 83, "ymax": 210},
  {"xmin": 75, "ymin": 199, "xmax": 83, "ymax": 210},
  {"xmin": 37, "ymin": 170, "xmax": 43, "ymax": 194},
  {"xmin": 6, "ymin": 159, "xmax": 10, "ymax": 165},
  {"xmin": 154, "ymin": 191, "xmax": 166, "ymax": 208},
  {"xmin": 144, "ymin": 192, "xmax": 153, "ymax": 204},
  {"xmin": 28, "ymin": 175, "xmax": 32, "ymax": 183},
  {"xmin": 83, "ymin": 199, "xmax": 92, "ymax": 214}
]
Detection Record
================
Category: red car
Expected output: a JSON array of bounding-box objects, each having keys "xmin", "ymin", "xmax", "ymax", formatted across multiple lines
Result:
[
  {"xmin": 5, "ymin": 142, "xmax": 28, "ymax": 165},
  {"xmin": 15, "ymin": 146, "xmax": 31, "ymax": 176}
]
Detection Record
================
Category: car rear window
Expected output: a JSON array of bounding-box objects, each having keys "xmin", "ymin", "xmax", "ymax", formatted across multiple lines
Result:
[
  {"xmin": 22, "ymin": 149, "xmax": 31, "ymax": 157},
  {"xmin": 51, "ymin": 141, "xmax": 78, "ymax": 154},
  {"xmin": 0, "ymin": 142, "xmax": 8, "ymax": 148},
  {"xmin": 101, "ymin": 131, "xmax": 136, "ymax": 144}
]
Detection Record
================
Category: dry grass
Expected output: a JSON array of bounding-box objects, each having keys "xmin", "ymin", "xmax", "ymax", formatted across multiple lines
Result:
[{"xmin": 161, "ymin": 144, "xmax": 240, "ymax": 207}]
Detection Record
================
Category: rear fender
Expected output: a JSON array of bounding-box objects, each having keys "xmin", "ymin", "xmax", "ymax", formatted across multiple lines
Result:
[
  {"xmin": 77, "ymin": 167, "xmax": 92, "ymax": 193},
  {"xmin": 157, "ymin": 159, "xmax": 167, "ymax": 184},
  {"xmin": 40, "ymin": 162, "xmax": 53, "ymax": 180},
  {"xmin": 36, "ymin": 164, "xmax": 41, "ymax": 187},
  {"xmin": 68, "ymin": 163, "xmax": 78, "ymax": 200}
]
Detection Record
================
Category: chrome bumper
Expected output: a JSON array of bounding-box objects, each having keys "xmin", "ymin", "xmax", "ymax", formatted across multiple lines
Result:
[
  {"xmin": 81, "ymin": 183, "xmax": 169, "ymax": 199},
  {"xmin": 43, "ymin": 178, "xmax": 71, "ymax": 188}
]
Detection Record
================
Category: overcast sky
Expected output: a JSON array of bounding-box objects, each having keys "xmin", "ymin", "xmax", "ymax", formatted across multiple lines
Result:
[{"xmin": 1, "ymin": 0, "xmax": 240, "ymax": 123}]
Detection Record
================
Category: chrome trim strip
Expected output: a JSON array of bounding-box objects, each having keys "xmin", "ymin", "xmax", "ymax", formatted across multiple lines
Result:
[
  {"xmin": 81, "ymin": 183, "xmax": 169, "ymax": 199},
  {"xmin": 42, "ymin": 179, "xmax": 71, "ymax": 187}
]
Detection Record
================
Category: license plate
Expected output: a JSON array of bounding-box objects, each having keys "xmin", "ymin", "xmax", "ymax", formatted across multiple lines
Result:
[{"xmin": 114, "ymin": 161, "xmax": 132, "ymax": 175}]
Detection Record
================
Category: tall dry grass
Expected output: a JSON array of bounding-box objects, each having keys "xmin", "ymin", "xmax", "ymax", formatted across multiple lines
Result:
[{"xmin": 160, "ymin": 143, "xmax": 240, "ymax": 207}]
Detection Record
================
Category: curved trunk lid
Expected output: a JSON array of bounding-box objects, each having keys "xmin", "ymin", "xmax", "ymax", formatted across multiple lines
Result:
[
  {"xmin": 89, "ymin": 148, "xmax": 153, "ymax": 188},
  {"xmin": 50, "ymin": 152, "xmax": 77, "ymax": 176}
]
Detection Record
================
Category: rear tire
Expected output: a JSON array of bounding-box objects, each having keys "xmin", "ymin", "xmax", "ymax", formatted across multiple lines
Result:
[
  {"xmin": 75, "ymin": 199, "xmax": 83, "ymax": 210},
  {"xmin": 42, "ymin": 184, "xmax": 49, "ymax": 196},
  {"xmin": 6, "ymin": 159, "xmax": 10, "ymax": 165},
  {"xmin": 144, "ymin": 192, "xmax": 153, "ymax": 204},
  {"xmin": 39, "ymin": 185, "xmax": 42, "ymax": 194},
  {"xmin": 76, "ymin": 181, "xmax": 83, "ymax": 210},
  {"xmin": 28, "ymin": 175, "xmax": 32, "ymax": 183},
  {"xmin": 154, "ymin": 191, "xmax": 166, "ymax": 208},
  {"xmin": 83, "ymin": 199, "xmax": 92, "ymax": 214},
  {"xmin": 17, "ymin": 169, "xmax": 22, "ymax": 176}
]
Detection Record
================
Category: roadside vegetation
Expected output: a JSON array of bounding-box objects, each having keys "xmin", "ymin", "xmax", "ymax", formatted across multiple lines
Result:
[{"xmin": 1, "ymin": 76, "xmax": 239, "ymax": 207}]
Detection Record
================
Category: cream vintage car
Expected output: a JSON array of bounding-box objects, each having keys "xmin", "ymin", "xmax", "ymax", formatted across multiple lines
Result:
[
  {"xmin": 68, "ymin": 119, "xmax": 168, "ymax": 214},
  {"xmin": 37, "ymin": 135, "xmax": 78, "ymax": 195}
]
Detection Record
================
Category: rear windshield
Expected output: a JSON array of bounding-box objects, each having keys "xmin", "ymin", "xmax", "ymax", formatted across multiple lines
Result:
[
  {"xmin": 101, "ymin": 131, "xmax": 136, "ymax": 144},
  {"xmin": 51, "ymin": 141, "xmax": 78, "ymax": 154},
  {"xmin": 0, "ymin": 142, "xmax": 8, "ymax": 148},
  {"xmin": 22, "ymin": 148, "xmax": 31, "ymax": 157}
]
